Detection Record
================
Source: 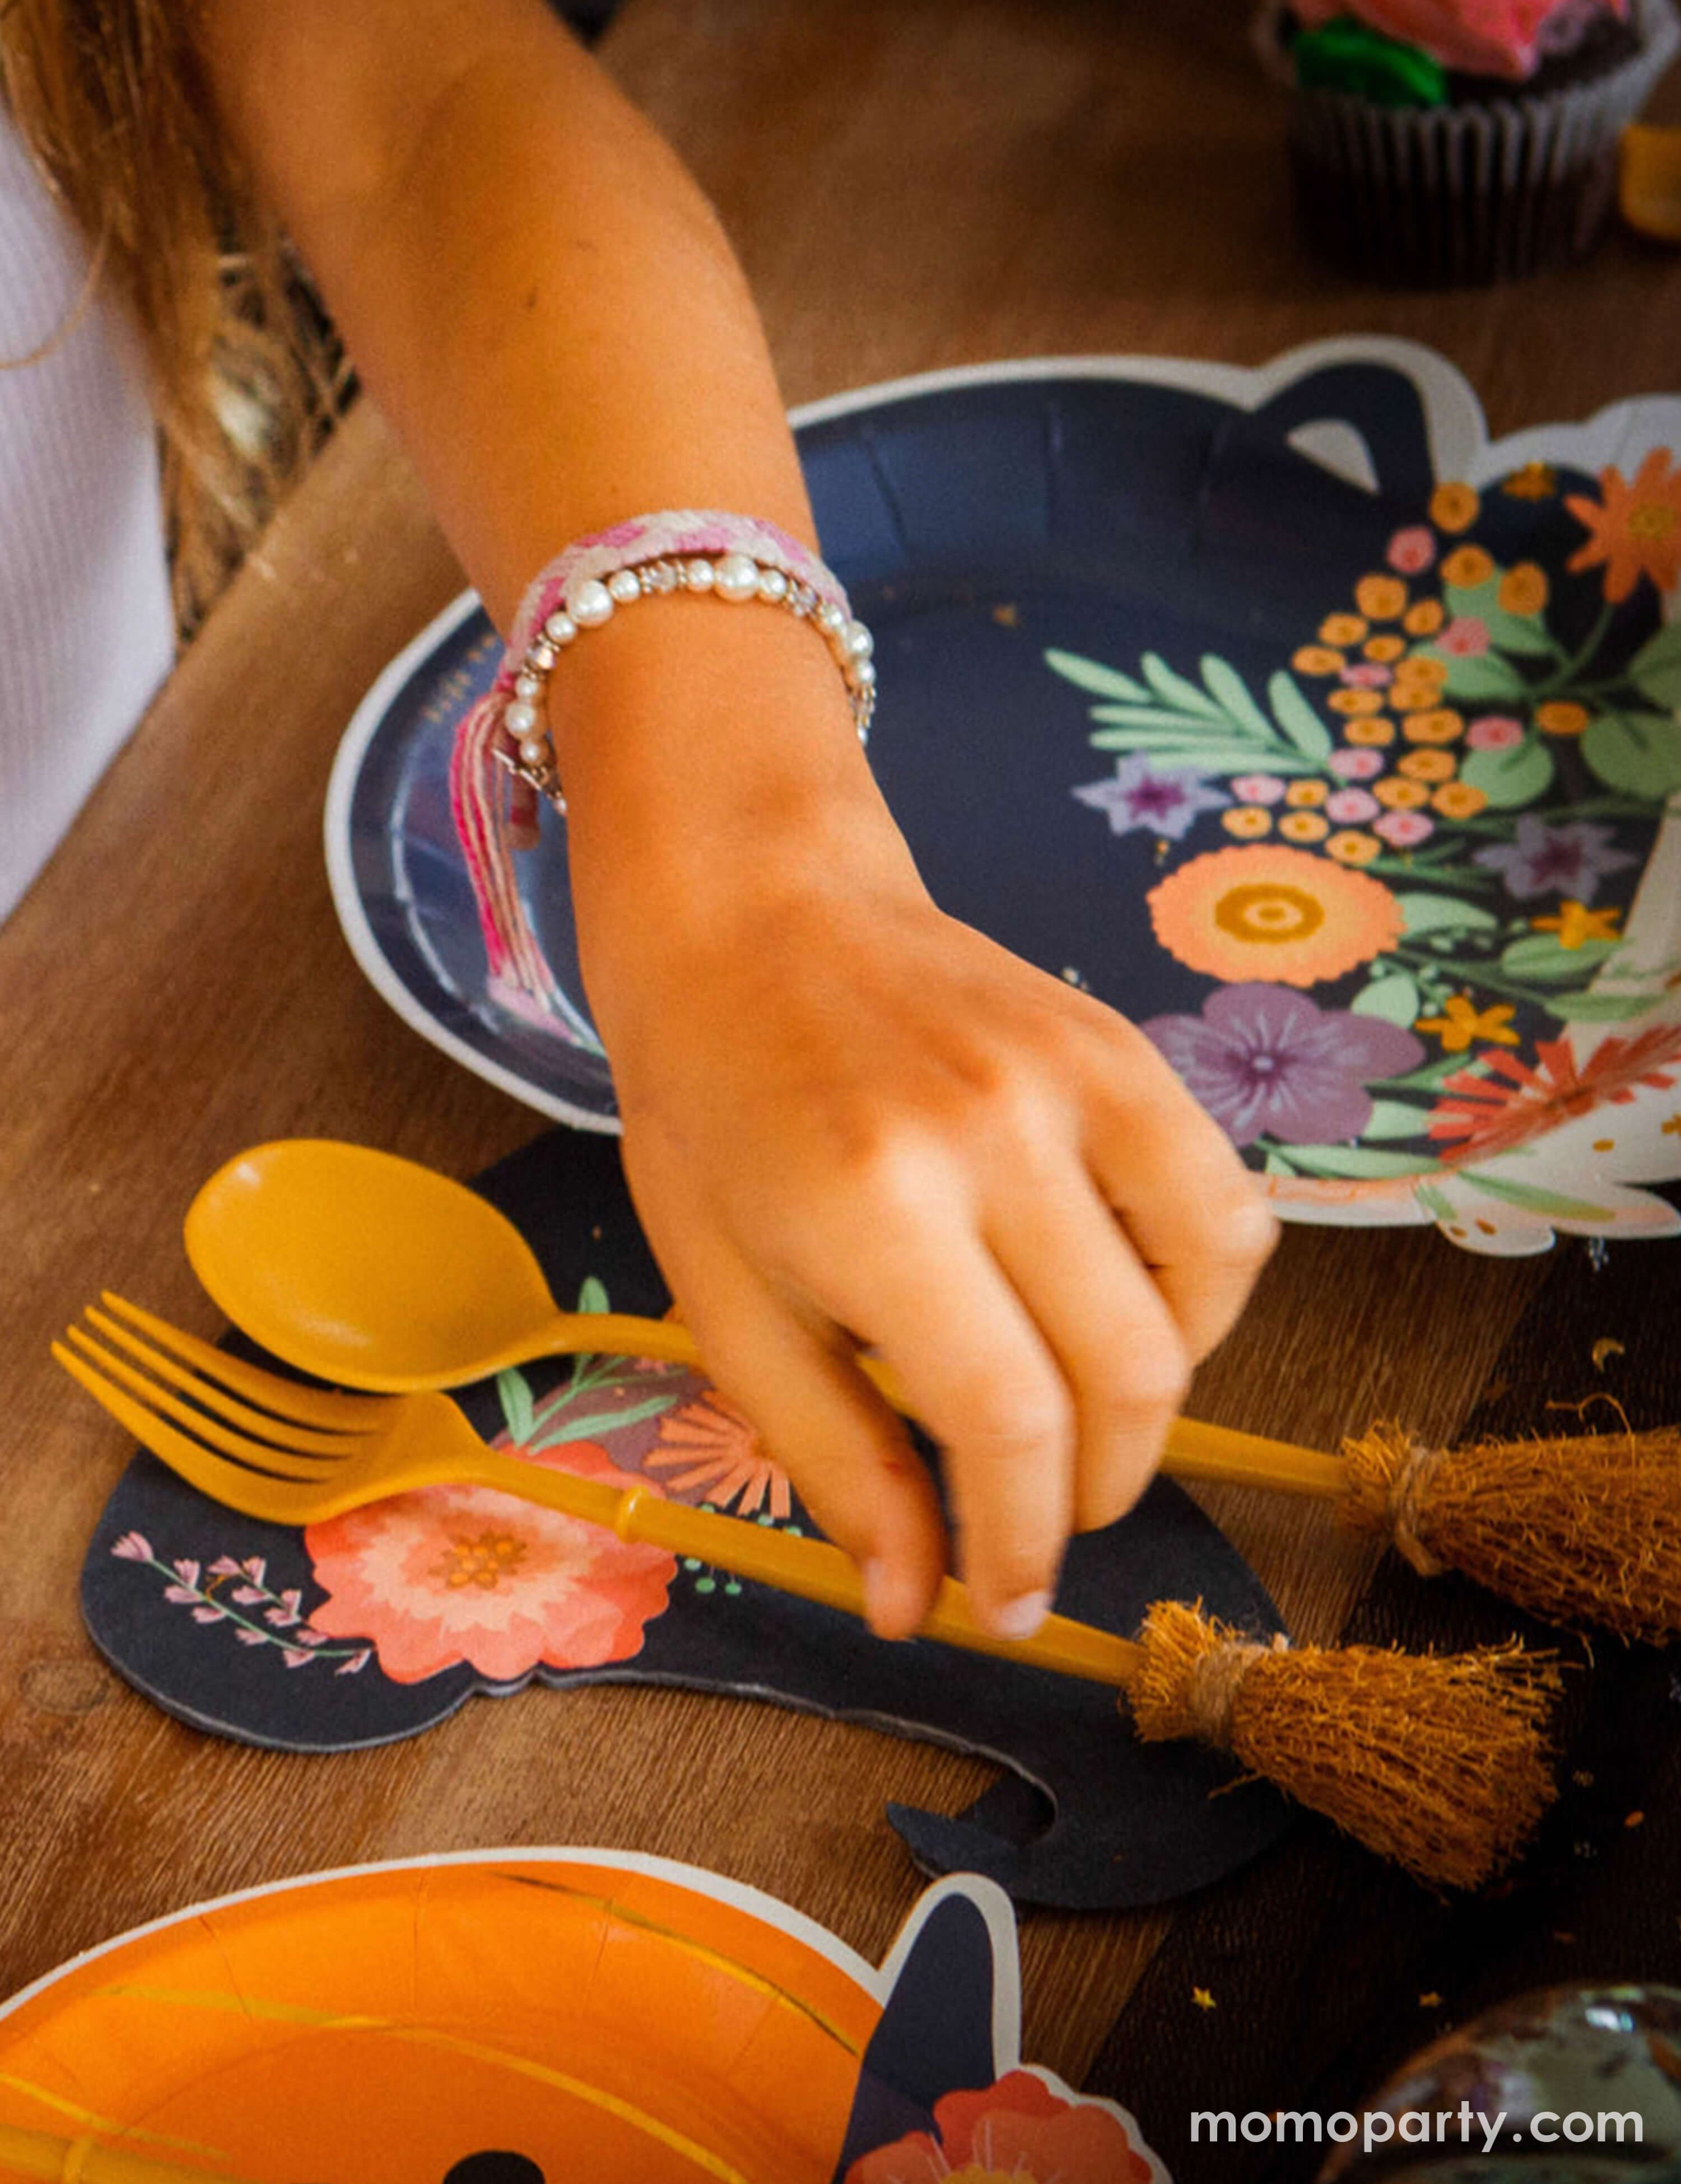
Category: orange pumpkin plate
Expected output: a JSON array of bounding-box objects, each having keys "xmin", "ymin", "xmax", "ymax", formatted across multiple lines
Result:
[{"xmin": 0, "ymin": 1852, "xmax": 1167, "ymax": 2184}]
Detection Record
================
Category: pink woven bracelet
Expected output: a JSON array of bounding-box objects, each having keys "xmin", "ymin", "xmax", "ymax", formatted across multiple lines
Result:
[{"xmin": 449, "ymin": 510, "xmax": 876, "ymax": 1026}]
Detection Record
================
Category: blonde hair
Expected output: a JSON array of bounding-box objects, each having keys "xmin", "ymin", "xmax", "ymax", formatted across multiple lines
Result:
[{"xmin": 0, "ymin": 0, "xmax": 337, "ymax": 633}]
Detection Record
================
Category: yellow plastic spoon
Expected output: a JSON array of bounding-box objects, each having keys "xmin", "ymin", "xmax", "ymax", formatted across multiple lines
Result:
[
  {"xmin": 184, "ymin": 1138, "xmax": 1344, "ymax": 1496},
  {"xmin": 185, "ymin": 1138, "xmax": 712, "ymax": 1388}
]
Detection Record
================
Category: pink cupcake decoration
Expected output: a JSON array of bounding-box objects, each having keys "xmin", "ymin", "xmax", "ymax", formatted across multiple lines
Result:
[{"xmin": 1288, "ymin": 0, "xmax": 1628, "ymax": 81}]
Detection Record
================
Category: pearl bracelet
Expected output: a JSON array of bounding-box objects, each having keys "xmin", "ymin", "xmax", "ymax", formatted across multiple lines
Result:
[
  {"xmin": 450, "ymin": 510, "xmax": 877, "ymax": 1023},
  {"xmin": 496, "ymin": 548, "xmax": 875, "ymax": 815}
]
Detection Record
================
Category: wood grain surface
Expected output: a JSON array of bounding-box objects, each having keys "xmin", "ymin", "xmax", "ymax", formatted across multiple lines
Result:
[{"xmin": 0, "ymin": 0, "xmax": 1674, "ymax": 2099}]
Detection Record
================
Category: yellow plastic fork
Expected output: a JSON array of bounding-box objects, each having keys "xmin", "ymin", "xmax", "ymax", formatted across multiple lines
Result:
[{"xmin": 55, "ymin": 1296, "xmax": 1140, "ymax": 1688}]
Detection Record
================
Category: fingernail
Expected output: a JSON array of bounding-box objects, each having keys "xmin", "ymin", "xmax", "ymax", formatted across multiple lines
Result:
[
  {"xmin": 862, "ymin": 1558, "xmax": 898, "ymax": 1636},
  {"xmin": 988, "ymin": 1589, "xmax": 1052, "ymax": 1641}
]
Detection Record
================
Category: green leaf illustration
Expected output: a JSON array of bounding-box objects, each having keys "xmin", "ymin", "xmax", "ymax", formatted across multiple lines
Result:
[
  {"xmin": 1460, "ymin": 736, "xmax": 1556, "ymax": 809},
  {"xmin": 1266, "ymin": 671, "xmax": 1333, "ymax": 761},
  {"xmin": 1361, "ymin": 1099, "xmax": 1437, "ymax": 1140},
  {"xmin": 529, "ymin": 1392, "xmax": 680, "ymax": 1447},
  {"xmin": 1088, "ymin": 732, "xmax": 1313, "ymax": 772},
  {"xmin": 1085, "ymin": 722, "xmax": 1250, "ymax": 747},
  {"xmin": 1043, "ymin": 649, "xmax": 1153, "ymax": 703},
  {"xmin": 497, "ymin": 1368, "xmax": 537, "ymax": 1444},
  {"xmin": 1199, "ymin": 655, "xmax": 1277, "ymax": 739},
  {"xmin": 1349, "ymin": 972, "xmax": 1421, "ymax": 1026},
  {"xmin": 1377, "ymin": 1053, "xmax": 1491, "ymax": 1093},
  {"xmin": 1416, "ymin": 645, "xmax": 1525, "ymax": 702},
  {"xmin": 1581, "ymin": 710, "xmax": 1681, "ymax": 799},
  {"xmin": 1414, "ymin": 1181, "xmax": 1456, "ymax": 1220},
  {"xmin": 1280, "ymin": 1145, "xmax": 1438, "ymax": 1179},
  {"xmin": 1543, "ymin": 989, "xmax": 1663, "ymax": 1023},
  {"xmin": 1088, "ymin": 705, "xmax": 1250, "ymax": 732},
  {"xmin": 1485, "ymin": 615, "xmax": 1556, "ymax": 658},
  {"xmin": 1627, "ymin": 619, "xmax": 1681, "ymax": 710},
  {"xmin": 1395, "ymin": 892, "xmax": 1499, "ymax": 936},
  {"xmin": 1440, "ymin": 576, "xmax": 1554, "ymax": 657},
  {"xmin": 561, "ymin": 1275, "xmax": 614, "ymax": 1378},
  {"xmin": 1500, "ymin": 932, "xmax": 1621, "ymax": 984},
  {"xmin": 1456, "ymin": 1172, "xmax": 1612, "ymax": 1220},
  {"xmin": 1143, "ymin": 652, "xmax": 1228, "ymax": 720}
]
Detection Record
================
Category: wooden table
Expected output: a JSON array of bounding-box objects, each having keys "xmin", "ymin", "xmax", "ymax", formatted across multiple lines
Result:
[{"xmin": 2, "ymin": 0, "xmax": 1677, "ymax": 2118}]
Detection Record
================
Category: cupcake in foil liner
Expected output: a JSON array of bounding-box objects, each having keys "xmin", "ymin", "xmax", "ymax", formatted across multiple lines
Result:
[{"xmin": 1256, "ymin": 0, "xmax": 1681, "ymax": 284}]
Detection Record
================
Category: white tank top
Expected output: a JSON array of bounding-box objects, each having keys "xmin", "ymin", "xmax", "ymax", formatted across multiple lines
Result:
[{"xmin": 0, "ymin": 107, "xmax": 173, "ymax": 925}]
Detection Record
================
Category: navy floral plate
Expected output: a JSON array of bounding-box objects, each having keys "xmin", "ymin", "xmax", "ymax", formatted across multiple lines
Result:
[{"xmin": 327, "ymin": 342, "xmax": 1681, "ymax": 1254}]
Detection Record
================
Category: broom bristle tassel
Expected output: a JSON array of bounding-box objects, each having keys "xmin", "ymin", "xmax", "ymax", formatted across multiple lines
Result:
[
  {"xmin": 1128, "ymin": 1601, "xmax": 1559, "ymax": 1892},
  {"xmin": 1342, "ymin": 1421, "xmax": 1681, "ymax": 1645}
]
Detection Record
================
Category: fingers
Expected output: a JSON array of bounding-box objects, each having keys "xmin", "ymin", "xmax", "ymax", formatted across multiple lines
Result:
[
  {"xmin": 788, "ymin": 1171, "xmax": 1083, "ymax": 1639},
  {"xmin": 623, "ymin": 1150, "xmax": 948, "ymax": 1640},
  {"xmin": 614, "ymin": 978, "xmax": 1278, "ymax": 1658},
  {"xmin": 1083, "ymin": 1035, "xmax": 1279, "ymax": 1364},
  {"xmin": 983, "ymin": 1161, "xmax": 1193, "ymax": 1536}
]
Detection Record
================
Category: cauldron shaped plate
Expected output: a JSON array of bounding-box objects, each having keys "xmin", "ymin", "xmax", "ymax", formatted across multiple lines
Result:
[{"xmin": 327, "ymin": 341, "xmax": 1681, "ymax": 1253}]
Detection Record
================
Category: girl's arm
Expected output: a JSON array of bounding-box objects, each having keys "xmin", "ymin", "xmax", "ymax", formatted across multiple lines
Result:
[{"xmin": 197, "ymin": 0, "xmax": 1277, "ymax": 1641}]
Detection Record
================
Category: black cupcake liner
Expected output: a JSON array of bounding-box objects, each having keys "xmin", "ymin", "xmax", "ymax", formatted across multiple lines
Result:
[{"xmin": 1258, "ymin": 0, "xmax": 1681, "ymax": 284}]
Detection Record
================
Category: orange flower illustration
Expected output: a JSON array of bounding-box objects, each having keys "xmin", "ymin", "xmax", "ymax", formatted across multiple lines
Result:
[
  {"xmin": 646, "ymin": 1390, "xmax": 792, "ymax": 1518},
  {"xmin": 1391, "ymin": 669, "xmax": 1450, "ymax": 711},
  {"xmin": 1399, "ymin": 749, "xmax": 1456, "ymax": 783},
  {"xmin": 1429, "ymin": 480, "xmax": 1480, "ymax": 533},
  {"xmin": 1415, "ymin": 995, "xmax": 1521, "ymax": 1052},
  {"xmin": 1441, "ymin": 544, "xmax": 1496, "ymax": 589},
  {"xmin": 304, "ymin": 1442, "xmax": 676, "ymax": 1683},
  {"xmin": 1566, "ymin": 448, "xmax": 1681, "ymax": 603},
  {"xmin": 1147, "ymin": 843, "xmax": 1404, "ymax": 988},
  {"xmin": 1498, "ymin": 562, "xmax": 1549, "ymax": 615},
  {"xmin": 1532, "ymin": 900, "xmax": 1622, "ymax": 949},
  {"xmin": 1354, "ymin": 573, "xmax": 1408, "ymax": 620},
  {"xmin": 1401, "ymin": 707, "xmax": 1464, "ymax": 745},
  {"xmin": 1428, "ymin": 1025, "xmax": 1681, "ymax": 1161},
  {"xmin": 1502, "ymin": 460, "xmax": 1556, "ymax": 501}
]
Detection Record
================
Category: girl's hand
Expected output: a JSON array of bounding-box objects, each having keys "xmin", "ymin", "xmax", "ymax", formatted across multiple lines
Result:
[
  {"xmin": 562, "ymin": 614, "xmax": 1278, "ymax": 1644},
  {"xmin": 195, "ymin": 0, "xmax": 1276, "ymax": 1644}
]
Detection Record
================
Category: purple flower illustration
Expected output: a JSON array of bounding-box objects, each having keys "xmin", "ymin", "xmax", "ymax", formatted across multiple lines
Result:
[
  {"xmin": 1142, "ymin": 983, "xmax": 1426, "ymax": 1147},
  {"xmin": 1073, "ymin": 754, "xmax": 1228, "ymax": 840},
  {"xmin": 1473, "ymin": 816, "xmax": 1638, "ymax": 904}
]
